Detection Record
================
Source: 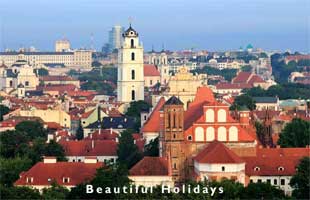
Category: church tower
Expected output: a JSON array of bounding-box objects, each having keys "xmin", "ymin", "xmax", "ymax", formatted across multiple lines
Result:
[
  {"xmin": 117, "ymin": 25, "xmax": 144, "ymax": 103},
  {"xmin": 160, "ymin": 96, "xmax": 186, "ymax": 182}
]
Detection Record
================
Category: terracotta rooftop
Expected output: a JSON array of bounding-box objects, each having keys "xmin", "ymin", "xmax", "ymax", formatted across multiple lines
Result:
[
  {"xmin": 129, "ymin": 156, "xmax": 171, "ymax": 176},
  {"xmin": 144, "ymin": 64, "xmax": 160, "ymax": 76},
  {"xmin": 60, "ymin": 140, "xmax": 117, "ymax": 157},
  {"xmin": 14, "ymin": 161, "xmax": 102, "ymax": 186},
  {"xmin": 194, "ymin": 141, "xmax": 245, "ymax": 164},
  {"xmin": 142, "ymin": 97, "xmax": 166, "ymax": 132}
]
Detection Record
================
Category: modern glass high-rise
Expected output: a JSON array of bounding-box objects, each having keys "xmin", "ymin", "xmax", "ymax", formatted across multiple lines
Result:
[{"xmin": 108, "ymin": 25, "xmax": 124, "ymax": 52}]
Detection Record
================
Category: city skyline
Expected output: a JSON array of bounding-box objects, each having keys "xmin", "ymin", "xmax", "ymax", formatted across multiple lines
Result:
[{"xmin": 0, "ymin": 0, "xmax": 309, "ymax": 52}]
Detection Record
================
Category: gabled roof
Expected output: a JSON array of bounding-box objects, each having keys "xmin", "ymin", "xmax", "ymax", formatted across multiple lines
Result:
[
  {"xmin": 144, "ymin": 64, "xmax": 160, "ymax": 76},
  {"xmin": 129, "ymin": 156, "xmax": 171, "ymax": 176},
  {"xmin": 142, "ymin": 97, "xmax": 166, "ymax": 133},
  {"xmin": 232, "ymin": 72, "xmax": 252, "ymax": 83},
  {"xmin": 243, "ymin": 147, "xmax": 310, "ymax": 176},
  {"xmin": 194, "ymin": 141, "xmax": 244, "ymax": 164},
  {"xmin": 14, "ymin": 161, "xmax": 102, "ymax": 186},
  {"xmin": 60, "ymin": 140, "xmax": 117, "ymax": 156}
]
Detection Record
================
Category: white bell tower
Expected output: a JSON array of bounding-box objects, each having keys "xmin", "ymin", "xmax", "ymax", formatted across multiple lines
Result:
[{"xmin": 117, "ymin": 25, "xmax": 144, "ymax": 103}]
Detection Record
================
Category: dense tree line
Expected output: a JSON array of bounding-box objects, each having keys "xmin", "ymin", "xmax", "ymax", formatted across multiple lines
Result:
[
  {"xmin": 68, "ymin": 67, "xmax": 117, "ymax": 95},
  {"xmin": 0, "ymin": 121, "xmax": 66, "ymax": 188},
  {"xmin": 0, "ymin": 105, "xmax": 10, "ymax": 121},
  {"xmin": 278, "ymin": 118, "xmax": 310, "ymax": 148},
  {"xmin": 271, "ymin": 53, "xmax": 310, "ymax": 83},
  {"xmin": 243, "ymin": 83, "xmax": 310, "ymax": 99},
  {"xmin": 192, "ymin": 65, "xmax": 237, "ymax": 82}
]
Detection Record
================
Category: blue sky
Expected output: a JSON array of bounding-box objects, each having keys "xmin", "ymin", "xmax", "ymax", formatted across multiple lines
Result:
[{"xmin": 0, "ymin": 0, "xmax": 309, "ymax": 52}]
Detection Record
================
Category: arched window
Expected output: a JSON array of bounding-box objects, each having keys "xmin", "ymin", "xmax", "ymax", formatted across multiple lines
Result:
[
  {"xmin": 187, "ymin": 135, "xmax": 192, "ymax": 141},
  {"xmin": 131, "ymin": 70, "xmax": 135, "ymax": 80},
  {"xmin": 229, "ymin": 126, "xmax": 238, "ymax": 141},
  {"xmin": 195, "ymin": 127, "xmax": 204, "ymax": 141},
  {"xmin": 130, "ymin": 39, "xmax": 134, "ymax": 48},
  {"xmin": 206, "ymin": 109, "xmax": 215, "ymax": 122},
  {"xmin": 131, "ymin": 90, "xmax": 135, "ymax": 101},
  {"xmin": 217, "ymin": 109, "xmax": 227, "ymax": 122},
  {"xmin": 206, "ymin": 127, "xmax": 215, "ymax": 141},
  {"xmin": 173, "ymin": 113, "xmax": 176, "ymax": 128},
  {"xmin": 218, "ymin": 127, "xmax": 227, "ymax": 141},
  {"xmin": 131, "ymin": 52, "xmax": 135, "ymax": 61}
]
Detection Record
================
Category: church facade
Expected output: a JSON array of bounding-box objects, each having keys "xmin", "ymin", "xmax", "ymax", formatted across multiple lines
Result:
[{"xmin": 117, "ymin": 25, "xmax": 144, "ymax": 103}]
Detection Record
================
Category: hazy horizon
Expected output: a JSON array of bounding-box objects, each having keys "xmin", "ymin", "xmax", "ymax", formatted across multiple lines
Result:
[{"xmin": 0, "ymin": 0, "xmax": 309, "ymax": 52}]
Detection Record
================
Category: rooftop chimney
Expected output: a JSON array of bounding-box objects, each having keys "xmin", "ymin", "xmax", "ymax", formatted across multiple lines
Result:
[
  {"xmin": 43, "ymin": 156, "xmax": 57, "ymax": 163},
  {"xmin": 84, "ymin": 156, "xmax": 97, "ymax": 164}
]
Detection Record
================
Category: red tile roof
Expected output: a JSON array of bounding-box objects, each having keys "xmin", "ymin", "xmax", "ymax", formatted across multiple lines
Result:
[
  {"xmin": 37, "ymin": 84, "xmax": 77, "ymax": 93},
  {"xmin": 129, "ymin": 156, "xmax": 171, "ymax": 176},
  {"xmin": 144, "ymin": 64, "xmax": 160, "ymax": 76},
  {"xmin": 194, "ymin": 141, "xmax": 244, "ymax": 164},
  {"xmin": 60, "ymin": 140, "xmax": 117, "ymax": 156},
  {"xmin": 14, "ymin": 161, "xmax": 102, "ymax": 186},
  {"xmin": 232, "ymin": 72, "xmax": 252, "ymax": 83},
  {"xmin": 243, "ymin": 147, "xmax": 310, "ymax": 176},
  {"xmin": 84, "ymin": 129, "xmax": 118, "ymax": 140},
  {"xmin": 142, "ymin": 97, "xmax": 166, "ymax": 133},
  {"xmin": 215, "ymin": 83, "xmax": 252, "ymax": 90},
  {"xmin": 41, "ymin": 76, "xmax": 78, "ymax": 82}
]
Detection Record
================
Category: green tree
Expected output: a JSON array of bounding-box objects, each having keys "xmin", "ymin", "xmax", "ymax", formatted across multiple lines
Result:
[
  {"xmin": 241, "ymin": 182, "xmax": 286, "ymax": 199},
  {"xmin": 209, "ymin": 179, "xmax": 243, "ymax": 199},
  {"xmin": 68, "ymin": 163, "xmax": 131, "ymax": 199},
  {"xmin": 0, "ymin": 105, "xmax": 10, "ymax": 121},
  {"xmin": 230, "ymin": 94, "xmax": 256, "ymax": 111},
  {"xmin": 76, "ymin": 121, "xmax": 84, "ymax": 140},
  {"xmin": 144, "ymin": 137, "xmax": 159, "ymax": 157},
  {"xmin": 290, "ymin": 157, "xmax": 310, "ymax": 199},
  {"xmin": 241, "ymin": 65, "xmax": 252, "ymax": 72},
  {"xmin": 36, "ymin": 68, "xmax": 49, "ymax": 76},
  {"xmin": 278, "ymin": 118, "xmax": 310, "ymax": 147},
  {"xmin": 125, "ymin": 100, "xmax": 151, "ymax": 131},
  {"xmin": 41, "ymin": 181, "xmax": 69, "ymax": 199},
  {"xmin": 117, "ymin": 129, "xmax": 142, "ymax": 169},
  {"xmin": 0, "ymin": 185, "xmax": 41, "ymax": 199},
  {"xmin": 44, "ymin": 140, "xmax": 67, "ymax": 161},
  {"xmin": 15, "ymin": 120, "xmax": 48, "ymax": 139},
  {"xmin": 0, "ymin": 130, "xmax": 29, "ymax": 158},
  {"xmin": 0, "ymin": 157, "xmax": 32, "ymax": 187}
]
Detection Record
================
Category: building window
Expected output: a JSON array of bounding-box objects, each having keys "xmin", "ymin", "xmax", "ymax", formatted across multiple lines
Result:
[
  {"xmin": 250, "ymin": 179, "xmax": 253, "ymax": 183},
  {"xmin": 131, "ymin": 52, "xmax": 135, "ymax": 61},
  {"xmin": 131, "ymin": 90, "xmax": 135, "ymax": 101},
  {"xmin": 280, "ymin": 179, "xmax": 285, "ymax": 185},
  {"xmin": 254, "ymin": 167, "xmax": 260, "ymax": 171},
  {"xmin": 187, "ymin": 135, "xmax": 192, "ymax": 141},
  {"xmin": 26, "ymin": 177, "xmax": 33, "ymax": 183},
  {"xmin": 267, "ymin": 179, "xmax": 271, "ymax": 184},
  {"xmin": 9, "ymin": 80, "xmax": 13, "ymax": 87},
  {"xmin": 63, "ymin": 177, "xmax": 70, "ymax": 183},
  {"xmin": 274, "ymin": 179, "xmax": 278, "ymax": 185},
  {"xmin": 173, "ymin": 163, "xmax": 177, "ymax": 169},
  {"xmin": 25, "ymin": 81, "xmax": 29, "ymax": 86},
  {"xmin": 131, "ymin": 70, "xmax": 135, "ymax": 80},
  {"xmin": 278, "ymin": 166, "xmax": 284, "ymax": 171},
  {"xmin": 221, "ymin": 166, "xmax": 225, "ymax": 172},
  {"xmin": 257, "ymin": 179, "xmax": 262, "ymax": 183},
  {"xmin": 150, "ymin": 80, "xmax": 153, "ymax": 85},
  {"xmin": 131, "ymin": 39, "xmax": 134, "ymax": 48}
]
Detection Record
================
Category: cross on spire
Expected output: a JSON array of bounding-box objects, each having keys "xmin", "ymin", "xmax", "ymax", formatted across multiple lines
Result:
[{"xmin": 128, "ymin": 17, "xmax": 133, "ymax": 27}]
